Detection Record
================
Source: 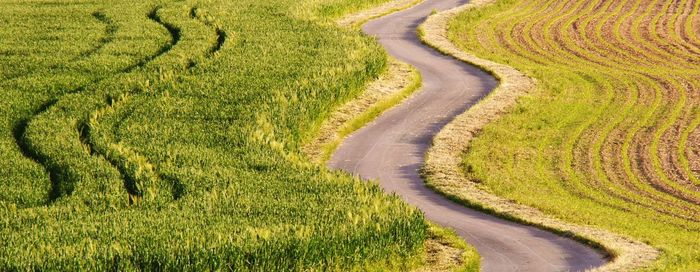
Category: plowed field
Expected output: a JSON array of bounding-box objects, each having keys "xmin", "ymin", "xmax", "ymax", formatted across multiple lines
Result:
[{"xmin": 449, "ymin": 0, "xmax": 700, "ymax": 269}]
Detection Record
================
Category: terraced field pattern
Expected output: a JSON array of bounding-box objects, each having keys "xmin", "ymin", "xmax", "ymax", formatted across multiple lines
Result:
[
  {"xmin": 0, "ymin": 0, "xmax": 430, "ymax": 270},
  {"xmin": 449, "ymin": 0, "xmax": 700, "ymax": 270}
]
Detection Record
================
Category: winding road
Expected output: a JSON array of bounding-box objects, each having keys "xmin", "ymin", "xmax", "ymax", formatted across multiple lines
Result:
[{"xmin": 328, "ymin": 0, "xmax": 607, "ymax": 271}]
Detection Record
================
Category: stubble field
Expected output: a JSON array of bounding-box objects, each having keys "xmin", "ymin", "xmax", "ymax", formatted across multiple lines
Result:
[{"xmin": 448, "ymin": 0, "xmax": 700, "ymax": 270}]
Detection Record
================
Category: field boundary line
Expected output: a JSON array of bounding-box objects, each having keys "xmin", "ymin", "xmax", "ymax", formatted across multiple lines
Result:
[
  {"xmin": 303, "ymin": 58, "xmax": 420, "ymax": 163},
  {"xmin": 418, "ymin": 1, "xmax": 660, "ymax": 271},
  {"xmin": 303, "ymin": 0, "xmax": 423, "ymax": 163},
  {"xmin": 304, "ymin": 1, "xmax": 478, "ymax": 270},
  {"xmin": 336, "ymin": 0, "xmax": 422, "ymax": 28}
]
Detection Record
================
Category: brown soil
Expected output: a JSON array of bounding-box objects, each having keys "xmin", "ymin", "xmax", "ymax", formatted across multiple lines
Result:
[
  {"xmin": 420, "ymin": 1, "xmax": 659, "ymax": 270},
  {"xmin": 687, "ymin": 125, "xmax": 700, "ymax": 179},
  {"xmin": 423, "ymin": 0, "xmax": 700, "ymax": 269}
]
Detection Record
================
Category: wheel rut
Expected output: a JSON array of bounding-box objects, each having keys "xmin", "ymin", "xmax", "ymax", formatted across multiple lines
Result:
[
  {"xmin": 10, "ymin": 9, "xmax": 121, "ymax": 205},
  {"xmin": 328, "ymin": 0, "xmax": 607, "ymax": 271},
  {"xmin": 74, "ymin": 11, "xmax": 118, "ymax": 61},
  {"xmin": 0, "ymin": 9, "xmax": 116, "ymax": 84},
  {"xmin": 191, "ymin": 7, "xmax": 227, "ymax": 58},
  {"xmin": 85, "ymin": 5, "xmax": 228, "ymax": 203},
  {"xmin": 12, "ymin": 99, "xmax": 60, "ymax": 203},
  {"xmin": 13, "ymin": 6, "xmax": 181, "ymax": 204},
  {"xmin": 80, "ymin": 6, "xmax": 182, "ymax": 203}
]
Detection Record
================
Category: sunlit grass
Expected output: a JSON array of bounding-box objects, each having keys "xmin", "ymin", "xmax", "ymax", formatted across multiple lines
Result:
[
  {"xmin": 0, "ymin": 0, "xmax": 429, "ymax": 269},
  {"xmin": 447, "ymin": 0, "xmax": 700, "ymax": 270}
]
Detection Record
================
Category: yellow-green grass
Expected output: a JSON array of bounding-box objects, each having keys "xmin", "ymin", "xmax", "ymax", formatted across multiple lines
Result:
[
  {"xmin": 424, "ymin": 224, "xmax": 480, "ymax": 272},
  {"xmin": 0, "ymin": 0, "xmax": 431, "ymax": 270},
  {"xmin": 446, "ymin": 0, "xmax": 700, "ymax": 270},
  {"xmin": 317, "ymin": 67, "xmax": 422, "ymax": 163}
]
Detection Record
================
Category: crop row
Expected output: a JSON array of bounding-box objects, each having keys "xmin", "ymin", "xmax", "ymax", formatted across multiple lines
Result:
[{"xmin": 448, "ymin": 0, "xmax": 700, "ymax": 269}]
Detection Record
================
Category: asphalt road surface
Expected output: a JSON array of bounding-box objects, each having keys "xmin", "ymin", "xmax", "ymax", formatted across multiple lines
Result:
[{"xmin": 329, "ymin": 0, "xmax": 607, "ymax": 271}]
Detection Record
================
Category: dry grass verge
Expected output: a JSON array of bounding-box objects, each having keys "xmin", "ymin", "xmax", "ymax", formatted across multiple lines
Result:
[
  {"xmin": 303, "ymin": 58, "xmax": 420, "ymax": 163},
  {"xmin": 415, "ymin": 223, "xmax": 480, "ymax": 272},
  {"xmin": 418, "ymin": 1, "xmax": 660, "ymax": 271},
  {"xmin": 336, "ymin": 0, "xmax": 422, "ymax": 28},
  {"xmin": 303, "ymin": 1, "xmax": 478, "ymax": 271},
  {"xmin": 303, "ymin": 0, "xmax": 424, "ymax": 163}
]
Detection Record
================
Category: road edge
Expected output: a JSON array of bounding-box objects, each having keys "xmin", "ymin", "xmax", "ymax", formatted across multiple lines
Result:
[
  {"xmin": 303, "ymin": 0, "xmax": 424, "ymax": 164},
  {"xmin": 302, "ymin": 58, "xmax": 421, "ymax": 163},
  {"xmin": 418, "ymin": 1, "xmax": 660, "ymax": 271},
  {"xmin": 304, "ymin": 1, "xmax": 480, "ymax": 271},
  {"xmin": 336, "ymin": 0, "xmax": 423, "ymax": 28}
]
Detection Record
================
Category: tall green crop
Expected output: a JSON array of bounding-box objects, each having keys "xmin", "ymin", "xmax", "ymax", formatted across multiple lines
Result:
[{"xmin": 0, "ymin": 0, "xmax": 427, "ymax": 270}]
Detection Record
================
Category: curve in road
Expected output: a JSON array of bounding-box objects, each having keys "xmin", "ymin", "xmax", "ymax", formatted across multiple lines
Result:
[{"xmin": 328, "ymin": 0, "xmax": 607, "ymax": 271}]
